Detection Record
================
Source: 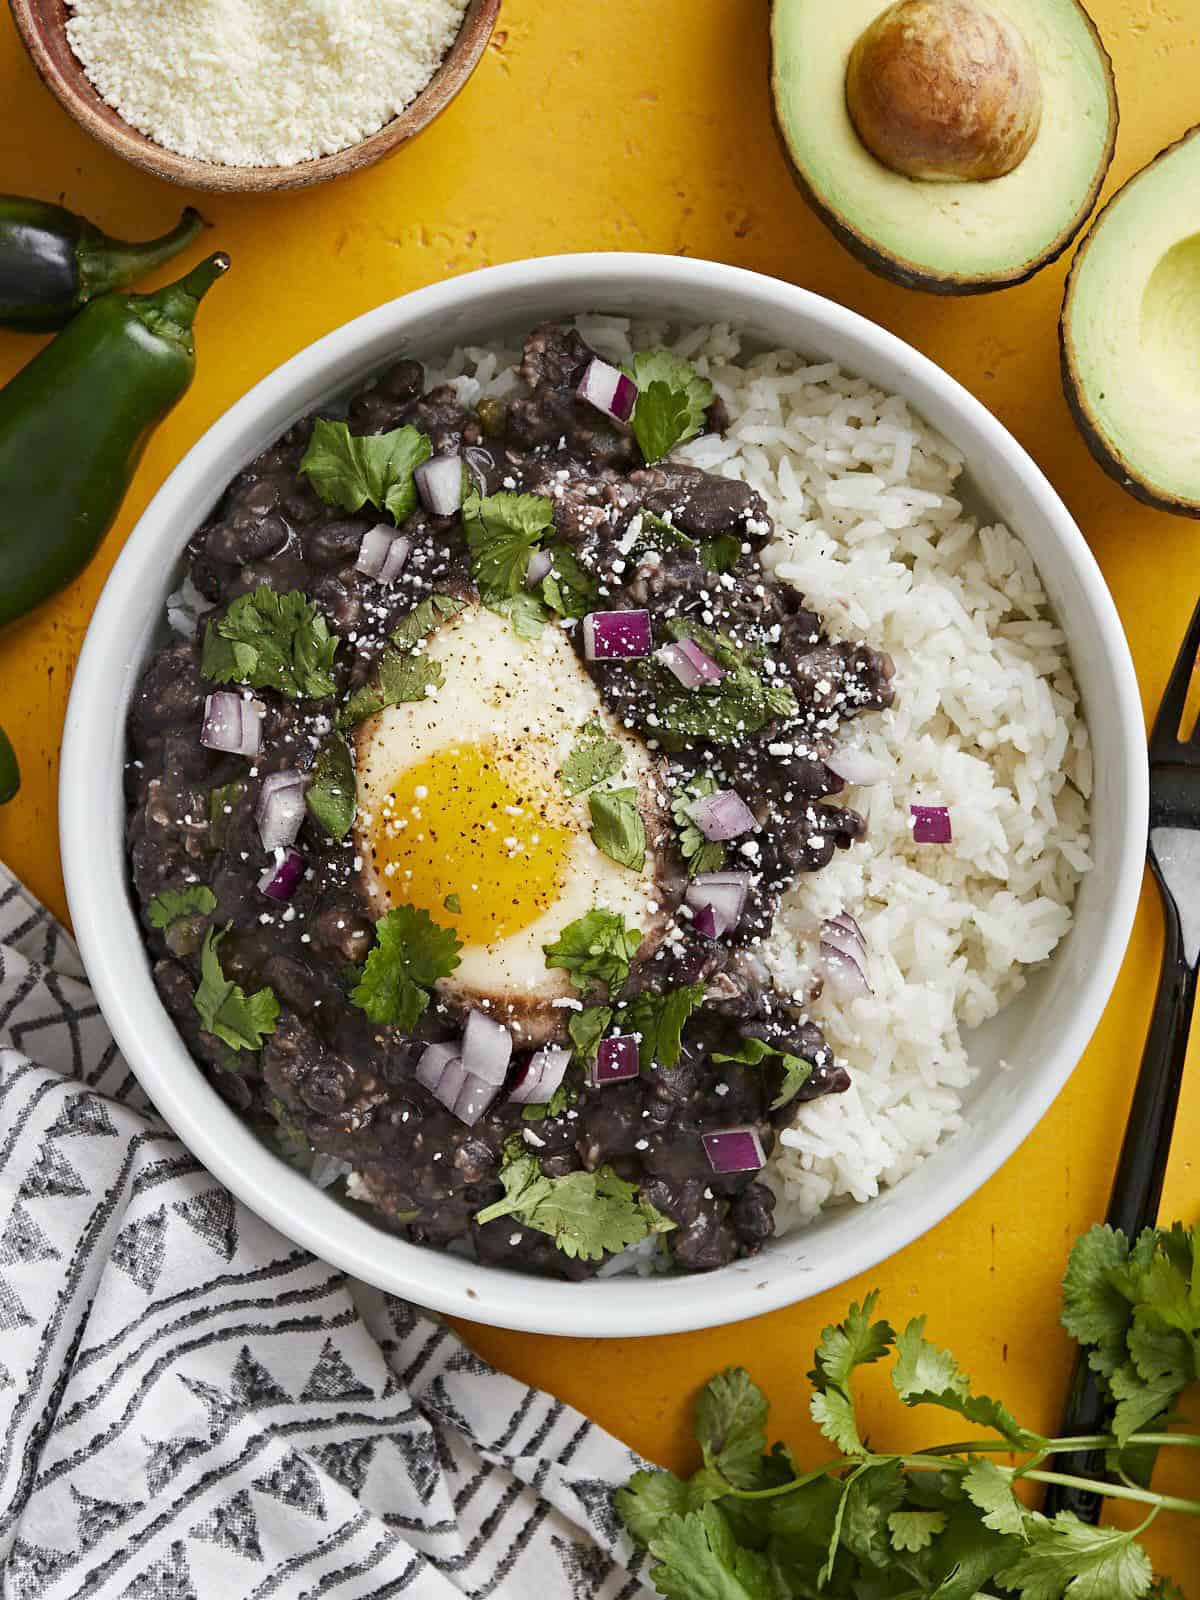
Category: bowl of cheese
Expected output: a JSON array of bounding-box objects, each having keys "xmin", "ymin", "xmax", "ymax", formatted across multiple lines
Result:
[{"xmin": 9, "ymin": 0, "xmax": 501, "ymax": 192}]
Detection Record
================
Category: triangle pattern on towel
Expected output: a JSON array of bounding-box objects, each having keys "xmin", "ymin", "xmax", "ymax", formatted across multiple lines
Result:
[
  {"xmin": 44, "ymin": 1093, "xmax": 119, "ymax": 1141},
  {"xmin": 71, "ymin": 1485, "xmax": 147, "ymax": 1552},
  {"xmin": 120, "ymin": 1540, "xmax": 199, "ymax": 1600},
  {"xmin": 229, "ymin": 1345, "xmax": 292, "ymax": 1410},
  {"xmin": 250, "ymin": 1451, "xmax": 328, "ymax": 1522},
  {"xmin": 110, "ymin": 1207, "xmax": 168, "ymax": 1294},
  {"xmin": 299, "ymin": 1337, "xmax": 375, "ymax": 1403},
  {"xmin": 16, "ymin": 1140, "xmax": 88, "ymax": 1201},
  {"xmin": 187, "ymin": 1488, "xmax": 263, "ymax": 1562},
  {"xmin": 171, "ymin": 1189, "xmax": 238, "ymax": 1261},
  {"xmin": 0, "ymin": 1201, "xmax": 60, "ymax": 1265},
  {"xmin": 0, "ymin": 1277, "xmax": 34, "ymax": 1331}
]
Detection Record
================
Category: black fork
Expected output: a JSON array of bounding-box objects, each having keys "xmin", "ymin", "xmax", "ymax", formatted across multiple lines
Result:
[{"xmin": 1044, "ymin": 598, "xmax": 1200, "ymax": 1520}]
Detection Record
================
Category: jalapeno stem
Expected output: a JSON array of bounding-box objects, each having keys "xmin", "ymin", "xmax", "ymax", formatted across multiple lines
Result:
[
  {"xmin": 133, "ymin": 252, "xmax": 232, "ymax": 342},
  {"xmin": 76, "ymin": 206, "xmax": 207, "ymax": 304}
]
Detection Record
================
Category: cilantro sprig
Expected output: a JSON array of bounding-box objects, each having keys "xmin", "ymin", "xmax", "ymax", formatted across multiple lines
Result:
[
  {"xmin": 628, "ymin": 351, "xmax": 714, "ymax": 464},
  {"xmin": 300, "ymin": 419, "xmax": 432, "ymax": 525},
  {"xmin": 618, "ymin": 1222, "xmax": 1200, "ymax": 1600},
  {"xmin": 561, "ymin": 719, "xmax": 625, "ymax": 798},
  {"xmin": 149, "ymin": 884, "xmax": 217, "ymax": 931},
  {"xmin": 193, "ymin": 926, "xmax": 279, "ymax": 1053},
  {"xmin": 671, "ymin": 775, "xmax": 728, "ymax": 877},
  {"xmin": 588, "ymin": 786, "xmax": 646, "ymax": 872},
  {"xmin": 339, "ymin": 593, "xmax": 463, "ymax": 729},
  {"xmin": 637, "ymin": 621, "xmax": 798, "ymax": 747},
  {"xmin": 475, "ymin": 1135, "xmax": 674, "ymax": 1261},
  {"xmin": 543, "ymin": 908, "xmax": 643, "ymax": 997},
  {"xmin": 349, "ymin": 904, "xmax": 462, "ymax": 1030},
  {"xmin": 201, "ymin": 585, "xmax": 339, "ymax": 701},
  {"xmin": 713, "ymin": 1035, "xmax": 815, "ymax": 1111}
]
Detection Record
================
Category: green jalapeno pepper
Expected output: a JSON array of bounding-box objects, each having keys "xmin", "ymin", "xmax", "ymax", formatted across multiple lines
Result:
[
  {"xmin": 0, "ymin": 724, "xmax": 17, "ymax": 804},
  {"xmin": 0, "ymin": 196, "xmax": 206, "ymax": 333},
  {"xmin": 0, "ymin": 251, "xmax": 230, "ymax": 633}
]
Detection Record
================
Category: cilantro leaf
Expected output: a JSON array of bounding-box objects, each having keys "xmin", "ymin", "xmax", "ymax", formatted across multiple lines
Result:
[
  {"xmin": 616, "ymin": 1470, "xmax": 695, "ymax": 1548},
  {"xmin": 629, "ymin": 351, "xmax": 714, "ymax": 465},
  {"xmin": 889, "ymin": 1510, "xmax": 948, "ymax": 1553},
  {"xmin": 671, "ymin": 776, "xmax": 728, "ymax": 876},
  {"xmin": 646, "ymin": 1505, "xmax": 776, "ymax": 1600},
  {"xmin": 694, "ymin": 1369, "xmax": 769, "ymax": 1490},
  {"xmin": 809, "ymin": 1292, "xmax": 896, "ymax": 1455},
  {"xmin": 390, "ymin": 593, "xmax": 464, "ymax": 651},
  {"xmin": 193, "ymin": 926, "xmax": 279, "ymax": 1053},
  {"xmin": 963, "ymin": 1458, "xmax": 1028, "ymax": 1539},
  {"xmin": 892, "ymin": 1318, "xmax": 1039, "ymax": 1449},
  {"xmin": 589, "ymin": 786, "xmax": 646, "ymax": 871},
  {"xmin": 837, "ymin": 1459, "xmax": 907, "ymax": 1570},
  {"xmin": 561, "ymin": 719, "xmax": 625, "ymax": 797},
  {"xmin": 299, "ymin": 418, "xmax": 432, "ymax": 524},
  {"xmin": 475, "ymin": 1143, "xmax": 671, "ymax": 1261},
  {"xmin": 491, "ymin": 590, "xmax": 552, "ymax": 639},
  {"xmin": 997, "ymin": 1511, "xmax": 1154, "ymax": 1600},
  {"xmin": 443, "ymin": 893, "xmax": 461, "ymax": 915},
  {"xmin": 541, "ymin": 545, "xmax": 601, "ymax": 619},
  {"xmin": 568, "ymin": 1004, "xmax": 613, "ymax": 1061},
  {"xmin": 543, "ymin": 909, "xmax": 642, "ymax": 996},
  {"xmin": 208, "ymin": 781, "xmax": 244, "ymax": 851},
  {"xmin": 699, "ymin": 533, "xmax": 745, "ymax": 574},
  {"xmin": 202, "ymin": 586, "xmax": 339, "ymax": 701},
  {"xmin": 463, "ymin": 489, "xmax": 555, "ymax": 606},
  {"xmin": 148, "ymin": 884, "xmax": 217, "ymax": 931},
  {"xmin": 1061, "ymin": 1224, "xmax": 1144, "ymax": 1382},
  {"xmin": 638, "ymin": 622, "xmax": 798, "ymax": 746},
  {"xmin": 713, "ymin": 1035, "xmax": 814, "ymax": 1111},
  {"xmin": 305, "ymin": 734, "xmax": 356, "ymax": 842},
  {"xmin": 619, "ymin": 983, "xmax": 707, "ymax": 1070},
  {"xmin": 378, "ymin": 647, "xmax": 445, "ymax": 704},
  {"xmin": 349, "ymin": 905, "xmax": 462, "ymax": 1030}
]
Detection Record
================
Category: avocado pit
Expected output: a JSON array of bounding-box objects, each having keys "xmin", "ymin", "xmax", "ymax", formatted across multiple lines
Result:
[{"xmin": 846, "ymin": 0, "xmax": 1043, "ymax": 183}]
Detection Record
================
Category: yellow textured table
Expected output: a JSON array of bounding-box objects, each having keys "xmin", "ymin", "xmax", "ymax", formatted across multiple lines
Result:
[{"xmin": 1, "ymin": 0, "xmax": 1197, "ymax": 1576}]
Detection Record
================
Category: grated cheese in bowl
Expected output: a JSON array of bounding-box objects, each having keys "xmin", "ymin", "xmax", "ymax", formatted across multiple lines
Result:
[{"xmin": 65, "ymin": 0, "xmax": 472, "ymax": 169}]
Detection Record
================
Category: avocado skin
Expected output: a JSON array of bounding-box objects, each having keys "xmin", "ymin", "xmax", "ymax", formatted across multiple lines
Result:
[
  {"xmin": 769, "ymin": 0, "xmax": 1119, "ymax": 297},
  {"xmin": 1061, "ymin": 125, "xmax": 1200, "ymax": 519}
]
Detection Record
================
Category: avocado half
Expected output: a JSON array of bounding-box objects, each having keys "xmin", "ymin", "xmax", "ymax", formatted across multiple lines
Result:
[
  {"xmin": 1062, "ymin": 127, "xmax": 1200, "ymax": 517},
  {"xmin": 770, "ymin": 0, "xmax": 1119, "ymax": 295}
]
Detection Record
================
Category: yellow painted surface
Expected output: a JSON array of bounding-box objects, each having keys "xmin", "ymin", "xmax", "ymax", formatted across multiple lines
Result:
[{"xmin": 0, "ymin": 0, "xmax": 1197, "ymax": 1575}]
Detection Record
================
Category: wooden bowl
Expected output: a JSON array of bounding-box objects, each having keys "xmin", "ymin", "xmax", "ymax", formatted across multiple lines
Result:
[{"xmin": 8, "ymin": 0, "xmax": 501, "ymax": 193}]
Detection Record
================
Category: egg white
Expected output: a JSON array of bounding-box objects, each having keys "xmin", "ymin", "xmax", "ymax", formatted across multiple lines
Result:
[{"xmin": 354, "ymin": 598, "xmax": 673, "ymax": 1043}]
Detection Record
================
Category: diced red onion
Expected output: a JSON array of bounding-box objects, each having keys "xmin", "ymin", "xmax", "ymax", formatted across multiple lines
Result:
[
  {"xmin": 818, "ymin": 941, "xmax": 871, "ymax": 1000},
  {"xmin": 453, "ymin": 1072, "xmax": 502, "ymax": 1127},
  {"xmin": 356, "ymin": 524, "xmax": 411, "ymax": 584},
  {"xmin": 911, "ymin": 805, "xmax": 952, "ymax": 844},
  {"xmin": 658, "ymin": 638, "xmax": 726, "ymax": 690},
  {"xmin": 689, "ymin": 788, "xmax": 757, "ymax": 842},
  {"xmin": 591, "ymin": 1035, "xmax": 640, "ymax": 1087},
  {"xmin": 820, "ymin": 913, "xmax": 866, "ymax": 963},
  {"xmin": 464, "ymin": 446, "xmax": 493, "ymax": 495},
  {"xmin": 525, "ymin": 548, "xmax": 554, "ymax": 587},
  {"xmin": 415, "ymin": 454, "xmax": 464, "ymax": 517},
  {"xmin": 826, "ymin": 746, "xmax": 889, "ymax": 786},
  {"xmin": 702, "ymin": 1126, "xmax": 766, "ymax": 1174},
  {"xmin": 508, "ymin": 1045, "xmax": 571, "ymax": 1105},
  {"xmin": 256, "ymin": 770, "xmax": 307, "ymax": 851},
  {"xmin": 201, "ymin": 692, "xmax": 262, "ymax": 759},
  {"xmin": 461, "ymin": 1010, "xmax": 513, "ymax": 1087},
  {"xmin": 417, "ymin": 1041, "xmax": 462, "ymax": 1094},
  {"xmin": 685, "ymin": 872, "xmax": 751, "ymax": 939},
  {"xmin": 583, "ymin": 610, "xmax": 652, "ymax": 661},
  {"xmin": 257, "ymin": 847, "xmax": 305, "ymax": 903},
  {"xmin": 577, "ymin": 358, "xmax": 638, "ymax": 424}
]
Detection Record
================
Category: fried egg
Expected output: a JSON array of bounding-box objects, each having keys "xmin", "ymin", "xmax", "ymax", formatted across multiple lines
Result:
[{"xmin": 353, "ymin": 599, "xmax": 673, "ymax": 1044}]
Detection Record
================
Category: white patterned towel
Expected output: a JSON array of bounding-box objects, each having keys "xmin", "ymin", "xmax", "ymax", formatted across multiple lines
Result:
[{"xmin": 0, "ymin": 865, "xmax": 655, "ymax": 1599}]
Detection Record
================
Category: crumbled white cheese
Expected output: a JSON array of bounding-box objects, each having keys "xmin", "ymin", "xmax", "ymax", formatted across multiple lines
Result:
[{"xmin": 66, "ymin": 0, "xmax": 471, "ymax": 168}]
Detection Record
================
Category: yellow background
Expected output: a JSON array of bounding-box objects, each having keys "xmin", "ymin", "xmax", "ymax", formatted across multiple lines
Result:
[{"xmin": 1, "ymin": 0, "xmax": 1197, "ymax": 1576}]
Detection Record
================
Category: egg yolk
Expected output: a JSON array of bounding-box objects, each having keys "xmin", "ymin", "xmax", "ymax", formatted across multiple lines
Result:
[{"xmin": 368, "ymin": 743, "xmax": 573, "ymax": 947}]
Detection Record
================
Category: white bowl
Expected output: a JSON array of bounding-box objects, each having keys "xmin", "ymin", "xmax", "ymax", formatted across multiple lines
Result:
[{"xmin": 60, "ymin": 255, "xmax": 1148, "ymax": 1337}]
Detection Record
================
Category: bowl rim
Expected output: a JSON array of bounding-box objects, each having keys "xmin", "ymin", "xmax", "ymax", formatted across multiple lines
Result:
[
  {"xmin": 60, "ymin": 253, "xmax": 1148, "ymax": 1336},
  {"xmin": 7, "ymin": 0, "xmax": 501, "ymax": 194}
]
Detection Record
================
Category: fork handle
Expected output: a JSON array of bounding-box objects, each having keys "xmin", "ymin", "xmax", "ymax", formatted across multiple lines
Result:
[{"xmin": 1043, "ymin": 887, "xmax": 1197, "ymax": 1521}]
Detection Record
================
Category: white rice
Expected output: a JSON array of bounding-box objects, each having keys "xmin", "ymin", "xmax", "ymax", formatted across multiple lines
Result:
[{"xmin": 430, "ymin": 319, "xmax": 1093, "ymax": 1244}]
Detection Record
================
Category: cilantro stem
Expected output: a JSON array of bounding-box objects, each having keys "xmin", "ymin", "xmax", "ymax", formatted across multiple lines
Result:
[
  {"xmin": 1014, "ymin": 1469, "xmax": 1200, "ymax": 1517},
  {"xmin": 715, "ymin": 1455, "xmax": 849, "ymax": 1500}
]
